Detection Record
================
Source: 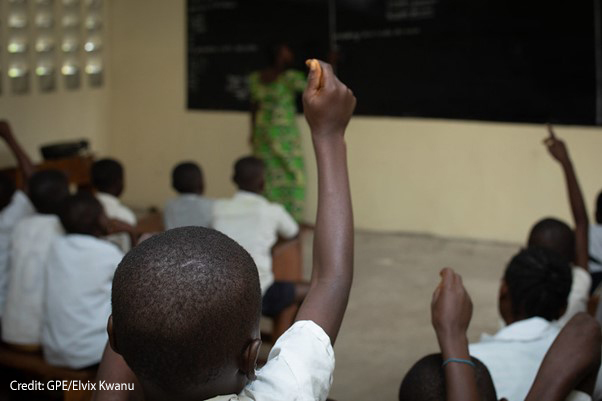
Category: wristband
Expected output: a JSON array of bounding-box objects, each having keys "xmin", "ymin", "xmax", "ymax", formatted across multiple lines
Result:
[{"xmin": 442, "ymin": 358, "xmax": 476, "ymax": 368}]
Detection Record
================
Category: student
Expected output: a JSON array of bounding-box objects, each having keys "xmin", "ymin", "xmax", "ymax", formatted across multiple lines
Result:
[
  {"xmin": 469, "ymin": 247, "xmax": 572, "ymax": 401},
  {"xmin": 2, "ymin": 170, "xmax": 69, "ymax": 348},
  {"xmin": 163, "ymin": 161, "xmax": 213, "ymax": 230},
  {"xmin": 213, "ymin": 156, "xmax": 308, "ymax": 321},
  {"xmin": 399, "ymin": 268, "xmax": 498, "ymax": 401},
  {"xmin": 0, "ymin": 121, "xmax": 35, "ymax": 319},
  {"xmin": 589, "ymin": 191, "xmax": 602, "ymax": 291},
  {"xmin": 42, "ymin": 192, "xmax": 123, "ymax": 369},
  {"xmin": 93, "ymin": 60, "xmax": 355, "ymax": 401},
  {"xmin": 92, "ymin": 158, "xmax": 137, "ymax": 252},
  {"xmin": 402, "ymin": 269, "xmax": 599, "ymax": 401},
  {"xmin": 528, "ymin": 126, "xmax": 591, "ymax": 326}
]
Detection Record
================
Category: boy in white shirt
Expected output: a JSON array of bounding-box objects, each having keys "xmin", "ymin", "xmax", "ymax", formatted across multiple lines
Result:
[
  {"xmin": 213, "ymin": 156, "xmax": 308, "ymax": 319},
  {"xmin": 2, "ymin": 170, "xmax": 69, "ymax": 348},
  {"xmin": 92, "ymin": 158, "xmax": 137, "ymax": 252},
  {"xmin": 93, "ymin": 60, "xmax": 356, "ymax": 401},
  {"xmin": 0, "ymin": 121, "xmax": 35, "ymax": 318},
  {"xmin": 164, "ymin": 161, "xmax": 214, "ymax": 230},
  {"xmin": 42, "ymin": 192, "xmax": 123, "ymax": 369}
]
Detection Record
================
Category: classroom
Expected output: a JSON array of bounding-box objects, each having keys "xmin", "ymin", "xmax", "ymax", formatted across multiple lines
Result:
[{"xmin": 0, "ymin": 0, "xmax": 601, "ymax": 400}]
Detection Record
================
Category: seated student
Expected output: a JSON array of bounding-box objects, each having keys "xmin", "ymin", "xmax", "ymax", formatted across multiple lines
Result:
[
  {"xmin": 42, "ymin": 192, "xmax": 123, "ymax": 369},
  {"xmin": 2, "ymin": 170, "xmax": 69, "ymax": 348},
  {"xmin": 213, "ymin": 156, "xmax": 309, "ymax": 320},
  {"xmin": 92, "ymin": 158, "xmax": 137, "ymax": 252},
  {"xmin": 527, "ymin": 126, "xmax": 591, "ymax": 327},
  {"xmin": 92, "ymin": 60, "xmax": 356, "ymax": 401},
  {"xmin": 399, "ymin": 268, "xmax": 498, "ymax": 401},
  {"xmin": 0, "ymin": 121, "xmax": 35, "ymax": 319},
  {"xmin": 469, "ymin": 247, "xmax": 572, "ymax": 401},
  {"xmin": 163, "ymin": 161, "xmax": 214, "ymax": 230},
  {"xmin": 589, "ymin": 191, "xmax": 602, "ymax": 291},
  {"xmin": 402, "ymin": 269, "xmax": 599, "ymax": 401}
]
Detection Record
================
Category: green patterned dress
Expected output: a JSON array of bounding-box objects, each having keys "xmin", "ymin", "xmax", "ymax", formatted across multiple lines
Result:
[{"xmin": 248, "ymin": 69, "xmax": 306, "ymax": 221}]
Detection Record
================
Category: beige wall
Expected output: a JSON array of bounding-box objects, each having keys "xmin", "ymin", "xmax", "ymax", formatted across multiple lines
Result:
[
  {"xmin": 3, "ymin": 0, "xmax": 599, "ymax": 244},
  {"xmin": 0, "ymin": 0, "xmax": 110, "ymax": 165},
  {"xmin": 108, "ymin": 0, "xmax": 602, "ymax": 243}
]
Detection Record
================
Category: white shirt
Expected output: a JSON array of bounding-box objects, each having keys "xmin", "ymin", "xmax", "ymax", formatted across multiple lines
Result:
[
  {"xmin": 164, "ymin": 194, "xmax": 214, "ymax": 230},
  {"xmin": 42, "ymin": 234, "xmax": 123, "ymax": 369},
  {"xmin": 206, "ymin": 320, "xmax": 335, "ymax": 401},
  {"xmin": 568, "ymin": 391, "xmax": 592, "ymax": 401},
  {"xmin": 590, "ymin": 224, "xmax": 602, "ymax": 273},
  {"xmin": 213, "ymin": 191, "xmax": 299, "ymax": 295},
  {"xmin": 0, "ymin": 190, "xmax": 34, "ymax": 317},
  {"xmin": 557, "ymin": 266, "xmax": 591, "ymax": 327},
  {"xmin": 2, "ymin": 214, "xmax": 63, "ymax": 345},
  {"xmin": 469, "ymin": 317, "xmax": 561, "ymax": 401},
  {"xmin": 96, "ymin": 192, "xmax": 137, "ymax": 253}
]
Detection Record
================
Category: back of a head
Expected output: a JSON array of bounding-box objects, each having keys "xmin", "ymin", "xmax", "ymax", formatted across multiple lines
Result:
[
  {"xmin": 528, "ymin": 218, "xmax": 575, "ymax": 264},
  {"xmin": 0, "ymin": 174, "xmax": 16, "ymax": 211},
  {"xmin": 29, "ymin": 170, "xmax": 69, "ymax": 215},
  {"xmin": 504, "ymin": 247, "xmax": 572, "ymax": 321},
  {"xmin": 111, "ymin": 227, "xmax": 261, "ymax": 397},
  {"xmin": 399, "ymin": 354, "xmax": 497, "ymax": 401},
  {"xmin": 59, "ymin": 192, "xmax": 105, "ymax": 236},
  {"xmin": 171, "ymin": 162, "xmax": 204, "ymax": 194},
  {"xmin": 91, "ymin": 158, "xmax": 123, "ymax": 194},
  {"xmin": 233, "ymin": 156, "xmax": 264, "ymax": 192},
  {"xmin": 596, "ymin": 191, "xmax": 602, "ymax": 224}
]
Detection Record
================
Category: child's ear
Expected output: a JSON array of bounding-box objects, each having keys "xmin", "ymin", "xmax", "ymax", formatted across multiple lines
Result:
[
  {"xmin": 240, "ymin": 339, "xmax": 262, "ymax": 381},
  {"xmin": 107, "ymin": 315, "xmax": 121, "ymax": 354}
]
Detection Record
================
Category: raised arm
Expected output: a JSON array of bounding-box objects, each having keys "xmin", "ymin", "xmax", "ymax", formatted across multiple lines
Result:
[
  {"xmin": 544, "ymin": 125, "xmax": 589, "ymax": 269},
  {"xmin": 525, "ymin": 313, "xmax": 601, "ymax": 401},
  {"xmin": 431, "ymin": 268, "xmax": 480, "ymax": 401},
  {"xmin": 294, "ymin": 60, "xmax": 356, "ymax": 344},
  {"xmin": 0, "ymin": 121, "xmax": 35, "ymax": 190}
]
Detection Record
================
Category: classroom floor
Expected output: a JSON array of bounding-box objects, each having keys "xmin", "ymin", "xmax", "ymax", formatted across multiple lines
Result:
[{"xmin": 292, "ymin": 230, "xmax": 520, "ymax": 401}]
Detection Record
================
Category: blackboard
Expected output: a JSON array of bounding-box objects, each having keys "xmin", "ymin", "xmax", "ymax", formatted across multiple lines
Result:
[{"xmin": 187, "ymin": 0, "xmax": 602, "ymax": 126}]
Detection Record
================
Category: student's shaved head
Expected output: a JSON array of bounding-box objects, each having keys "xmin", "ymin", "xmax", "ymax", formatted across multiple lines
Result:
[
  {"xmin": 111, "ymin": 227, "xmax": 261, "ymax": 395},
  {"xmin": 399, "ymin": 354, "xmax": 497, "ymax": 401}
]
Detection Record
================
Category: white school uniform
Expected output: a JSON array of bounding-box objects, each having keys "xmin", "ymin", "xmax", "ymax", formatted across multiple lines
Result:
[
  {"xmin": 557, "ymin": 266, "xmax": 591, "ymax": 327},
  {"xmin": 590, "ymin": 224, "xmax": 602, "ymax": 273},
  {"xmin": 0, "ymin": 190, "xmax": 34, "ymax": 317},
  {"xmin": 96, "ymin": 192, "xmax": 137, "ymax": 252},
  {"xmin": 2, "ymin": 214, "xmax": 63, "ymax": 345},
  {"xmin": 213, "ymin": 191, "xmax": 299, "ymax": 295},
  {"xmin": 206, "ymin": 320, "xmax": 334, "ymax": 401},
  {"xmin": 469, "ymin": 317, "xmax": 561, "ymax": 401},
  {"xmin": 164, "ymin": 194, "xmax": 214, "ymax": 230},
  {"xmin": 42, "ymin": 234, "xmax": 123, "ymax": 369}
]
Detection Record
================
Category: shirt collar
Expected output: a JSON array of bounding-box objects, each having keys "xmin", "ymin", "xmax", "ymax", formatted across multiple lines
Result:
[
  {"xmin": 481, "ymin": 317, "xmax": 559, "ymax": 342},
  {"xmin": 234, "ymin": 190, "xmax": 265, "ymax": 201},
  {"xmin": 96, "ymin": 192, "xmax": 119, "ymax": 205}
]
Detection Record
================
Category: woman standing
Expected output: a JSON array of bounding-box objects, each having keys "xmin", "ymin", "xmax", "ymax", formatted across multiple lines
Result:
[{"xmin": 249, "ymin": 44, "xmax": 306, "ymax": 221}]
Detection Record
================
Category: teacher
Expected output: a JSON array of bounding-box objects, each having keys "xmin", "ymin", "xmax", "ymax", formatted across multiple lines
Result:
[{"xmin": 248, "ymin": 43, "xmax": 306, "ymax": 221}]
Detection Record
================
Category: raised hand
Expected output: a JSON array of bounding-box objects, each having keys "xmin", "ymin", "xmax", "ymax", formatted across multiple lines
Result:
[
  {"xmin": 431, "ymin": 267, "xmax": 473, "ymax": 341},
  {"xmin": 303, "ymin": 60, "xmax": 356, "ymax": 139},
  {"xmin": 544, "ymin": 124, "xmax": 570, "ymax": 165}
]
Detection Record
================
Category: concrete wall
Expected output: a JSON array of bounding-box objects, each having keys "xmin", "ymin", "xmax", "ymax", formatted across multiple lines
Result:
[
  {"xmin": 0, "ymin": 0, "xmax": 110, "ymax": 164},
  {"xmin": 108, "ymin": 0, "xmax": 602, "ymax": 243},
  {"xmin": 2, "ymin": 0, "xmax": 600, "ymax": 243}
]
